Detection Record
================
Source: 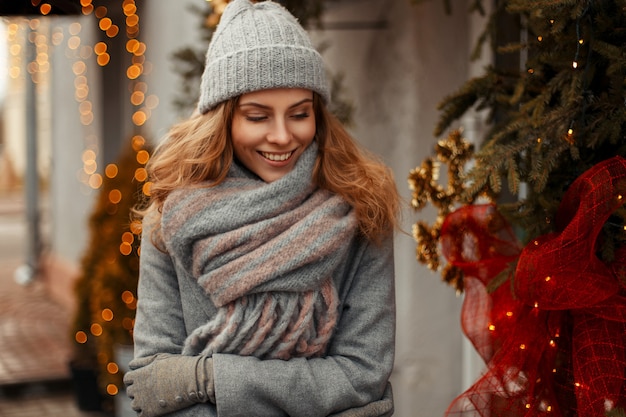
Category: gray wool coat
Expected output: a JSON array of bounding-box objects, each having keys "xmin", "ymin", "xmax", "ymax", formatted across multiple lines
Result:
[{"xmin": 131, "ymin": 223, "xmax": 396, "ymax": 417}]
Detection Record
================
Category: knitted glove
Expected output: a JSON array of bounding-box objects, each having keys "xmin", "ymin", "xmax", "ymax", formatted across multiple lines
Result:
[{"xmin": 123, "ymin": 353, "xmax": 215, "ymax": 417}]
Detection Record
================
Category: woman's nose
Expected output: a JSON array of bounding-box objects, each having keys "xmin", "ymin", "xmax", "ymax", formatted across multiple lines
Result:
[{"xmin": 266, "ymin": 119, "xmax": 291, "ymax": 144}]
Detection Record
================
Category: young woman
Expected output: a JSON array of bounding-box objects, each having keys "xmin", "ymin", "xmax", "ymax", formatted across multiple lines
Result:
[{"xmin": 123, "ymin": 1, "xmax": 400, "ymax": 416}]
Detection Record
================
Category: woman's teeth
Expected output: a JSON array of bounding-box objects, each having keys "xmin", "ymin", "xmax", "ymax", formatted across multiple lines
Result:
[{"xmin": 261, "ymin": 152, "xmax": 292, "ymax": 161}]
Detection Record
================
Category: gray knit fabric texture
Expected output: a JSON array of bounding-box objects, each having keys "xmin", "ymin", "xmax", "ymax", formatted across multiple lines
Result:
[{"xmin": 197, "ymin": 0, "xmax": 330, "ymax": 114}]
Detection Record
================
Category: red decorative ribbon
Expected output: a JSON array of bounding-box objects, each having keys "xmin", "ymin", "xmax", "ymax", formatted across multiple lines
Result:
[{"xmin": 440, "ymin": 156, "xmax": 626, "ymax": 416}]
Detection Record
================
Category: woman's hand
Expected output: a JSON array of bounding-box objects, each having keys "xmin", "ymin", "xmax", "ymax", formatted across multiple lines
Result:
[{"xmin": 124, "ymin": 353, "xmax": 215, "ymax": 417}]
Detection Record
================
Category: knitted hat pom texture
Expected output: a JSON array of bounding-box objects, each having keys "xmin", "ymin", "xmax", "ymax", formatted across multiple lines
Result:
[{"xmin": 197, "ymin": 0, "xmax": 330, "ymax": 113}]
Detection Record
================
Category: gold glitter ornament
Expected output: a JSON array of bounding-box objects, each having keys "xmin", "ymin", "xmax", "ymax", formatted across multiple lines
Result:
[{"xmin": 408, "ymin": 129, "xmax": 477, "ymax": 292}]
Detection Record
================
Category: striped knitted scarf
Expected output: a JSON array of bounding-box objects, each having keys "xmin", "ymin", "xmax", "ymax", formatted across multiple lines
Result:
[{"xmin": 161, "ymin": 143, "xmax": 357, "ymax": 360}]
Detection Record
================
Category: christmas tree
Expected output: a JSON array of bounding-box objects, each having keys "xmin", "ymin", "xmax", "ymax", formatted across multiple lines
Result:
[
  {"xmin": 70, "ymin": 136, "xmax": 150, "ymax": 411},
  {"xmin": 410, "ymin": 1, "xmax": 626, "ymax": 416}
]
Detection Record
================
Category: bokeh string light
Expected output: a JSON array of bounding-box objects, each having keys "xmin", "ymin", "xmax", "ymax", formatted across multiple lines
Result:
[
  {"xmin": 70, "ymin": 0, "xmax": 154, "ymax": 400},
  {"xmin": 565, "ymin": 3, "xmax": 590, "ymax": 145},
  {"xmin": 2, "ymin": 0, "xmax": 158, "ymax": 401}
]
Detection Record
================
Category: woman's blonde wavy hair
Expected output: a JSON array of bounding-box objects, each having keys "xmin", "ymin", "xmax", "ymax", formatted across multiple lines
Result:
[{"xmin": 139, "ymin": 93, "xmax": 400, "ymax": 243}]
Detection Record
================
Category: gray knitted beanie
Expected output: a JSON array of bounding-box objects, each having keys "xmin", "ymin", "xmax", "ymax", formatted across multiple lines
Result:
[{"xmin": 197, "ymin": 0, "xmax": 330, "ymax": 114}]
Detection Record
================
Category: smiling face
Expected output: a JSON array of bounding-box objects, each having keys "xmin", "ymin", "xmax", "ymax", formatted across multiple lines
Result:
[{"xmin": 231, "ymin": 88, "xmax": 316, "ymax": 183}]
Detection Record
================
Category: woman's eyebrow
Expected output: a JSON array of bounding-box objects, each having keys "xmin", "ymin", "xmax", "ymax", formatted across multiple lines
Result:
[{"xmin": 288, "ymin": 98, "xmax": 314, "ymax": 109}]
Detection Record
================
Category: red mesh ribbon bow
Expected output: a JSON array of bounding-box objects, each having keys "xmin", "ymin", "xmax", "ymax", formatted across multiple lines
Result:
[{"xmin": 440, "ymin": 156, "xmax": 626, "ymax": 416}]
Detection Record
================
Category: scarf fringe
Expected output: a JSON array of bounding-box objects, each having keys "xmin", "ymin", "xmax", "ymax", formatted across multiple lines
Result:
[{"xmin": 182, "ymin": 279, "xmax": 339, "ymax": 359}]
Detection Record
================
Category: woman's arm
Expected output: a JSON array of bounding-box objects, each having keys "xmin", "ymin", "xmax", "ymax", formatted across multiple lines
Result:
[
  {"xmin": 212, "ymin": 234, "xmax": 396, "ymax": 417},
  {"xmin": 128, "ymin": 228, "xmax": 217, "ymax": 417}
]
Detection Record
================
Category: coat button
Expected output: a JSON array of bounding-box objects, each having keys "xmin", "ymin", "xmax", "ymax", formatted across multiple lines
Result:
[{"xmin": 158, "ymin": 399, "xmax": 167, "ymax": 408}]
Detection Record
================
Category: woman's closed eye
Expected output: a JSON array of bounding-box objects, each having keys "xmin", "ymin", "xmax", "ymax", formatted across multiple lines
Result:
[
  {"xmin": 245, "ymin": 112, "xmax": 310, "ymax": 122},
  {"xmin": 245, "ymin": 114, "xmax": 268, "ymax": 122},
  {"xmin": 291, "ymin": 112, "xmax": 310, "ymax": 120}
]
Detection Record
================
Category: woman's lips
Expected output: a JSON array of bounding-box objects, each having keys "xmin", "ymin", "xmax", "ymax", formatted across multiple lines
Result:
[{"xmin": 260, "ymin": 151, "xmax": 294, "ymax": 162}]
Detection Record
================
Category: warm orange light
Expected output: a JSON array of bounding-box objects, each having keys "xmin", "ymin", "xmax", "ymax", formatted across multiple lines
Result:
[
  {"xmin": 120, "ymin": 242, "xmax": 132, "ymax": 256},
  {"xmin": 135, "ymin": 42, "xmax": 147, "ymax": 56},
  {"xmin": 97, "ymin": 53, "xmax": 110, "ymax": 66},
  {"xmin": 132, "ymin": 135, "xmax": 146, "ymax": 150},
  {"xmin": 122, "ymin": 232, "xmax": 135, "ymax": 244},
  {"xmin": 132, "ymin": 110, "xmax": 147, "ymax": 126},
  {"xmin": 136, "ymin": 150, "xmax": 150, "ymax": 164},
  {"xmin": 94, "ymin": 6, "xmax": 107, "ymax": 18},
  {"xmin": 126, "ymin": 39, "xmax": 139, "ymax": 53},
  {"xmin": 91, "ymin": 323, "xmax": 103, "ymax": 336},
  {"xmin": 123, "ymin": 3, "xmax": 137, "ymax": 15},
  {"xmin": 135, "ymin": 168, "xmax": 148, "ymax": 182},
  {"xmin": 131, "ymin": 91, "xmax": 145, "ymax": 106},
  {"xmin": 106, "ymin": 26, "xmax": 119, "ymax": 38},
  {"xmin": 89, "ymin": 174, "xmax": 103, "ymax": 189},
  {"xmin": 122, "ymin": 290, "xmax": 135, "ymax": 304},
  {"xmin": 107, "ymin": 363, "xmax": 119, "ymax": 374},
  {"xmin": 109, "ymin": 189, "xmax": 122, "ymax": 204},
  {"xmin": 105, "ymin": 164, "xmax": 118, "ymax": 178},
  {"xmin": 102, "ymin": 309, "xmax": 114, "ymax": 321},
  {"xmin": 83, "ymin": 160, "xmax": 97, "ymax": 175},
  {"xmin": 127, "ymin": 64, "xmax": 142, "ymax": 79},
  {"xmin": 82, "ymin": 149, "xmax": 96, "ymax": 163},
  {"xmin": 107, "ymin": 384, "xmax": 119, "ymax": 396},
  {"xmin": 94, "ymin": 41, "xmax": 107, "ymax": 55},
  {"xmin": 142, "ymin": 182, "xmax": 152, "ymax": 196},
  {"xmin": 75, "ymin": 331, "xmax": 88, "ymax": 344},
  {"xmin": 126, "ymin": 14, "xmax": 139, "ymax": 27},
  {"xmin": 40, "ymin": 4, "xmax": 52, "ymax": 15},
  {"xmin": 99, "ymin": 17, "xmax": 112, "ymax": 31},
  {"xmin": 79, "ymin": 102, "xmax": 92, "ymax": 116}
]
